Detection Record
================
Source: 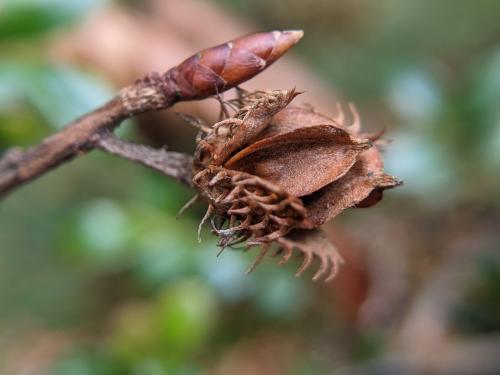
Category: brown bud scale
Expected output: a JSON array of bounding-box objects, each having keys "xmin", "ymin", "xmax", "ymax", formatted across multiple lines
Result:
[{"xmin": 165, "ymin": 31, "xmax": 304, "ymax": 100}]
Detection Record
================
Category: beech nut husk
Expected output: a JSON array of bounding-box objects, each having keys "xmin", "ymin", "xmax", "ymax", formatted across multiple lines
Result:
[{"xmin": 191, "ymin": 89, "xmax": 401, "ymax": 281}]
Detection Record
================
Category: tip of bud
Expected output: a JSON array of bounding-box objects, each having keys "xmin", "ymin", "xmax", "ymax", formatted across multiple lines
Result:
[
  {"xmin": 283, "ymin": 30, "xmax": 304, "ymax": 42},
  {"xmin": 172, "ymin": 30, "xmax": 305, "ymax": 99},
  {"xmin": 265, "ymin": 30, "xmax": 304, "ymax": 66}
]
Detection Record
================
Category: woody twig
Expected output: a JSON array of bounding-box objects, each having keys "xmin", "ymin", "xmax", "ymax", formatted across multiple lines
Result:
[{"xmin": 0, "ymin": 30, "xmax": 303, "ymax": 199}]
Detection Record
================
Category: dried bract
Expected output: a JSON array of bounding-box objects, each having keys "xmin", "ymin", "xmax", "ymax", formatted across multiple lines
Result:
[{"xmin": 192, "ymin": 90, "xmax": 401, "ymax": 281}]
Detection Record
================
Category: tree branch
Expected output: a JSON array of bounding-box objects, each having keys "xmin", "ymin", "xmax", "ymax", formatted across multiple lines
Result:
[
  {"xmin": 0, "ymin": 30, "xmax": 303, "ymax": 199},
  {"xmin": 95, "ymin": 132, "xmax": 193, "ymax": 187}
]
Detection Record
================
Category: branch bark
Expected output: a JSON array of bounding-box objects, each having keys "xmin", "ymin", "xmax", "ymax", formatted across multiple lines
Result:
[
  {"xmin": 95, "ymin": 132, "xmax": 193, "ymax": 187},
  {"xmin": 0, "ymin": 78, "xmax": 169, "ymax": 199}
]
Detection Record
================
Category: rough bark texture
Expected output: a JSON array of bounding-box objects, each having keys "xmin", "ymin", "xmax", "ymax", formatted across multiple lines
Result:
[
  {"xmin": 95, "ymin": 133, "xmax": 194, "ymax": 187},
  {"xmin": 0, "ymin": 98, "xmax": 126, "ymax": 198}
]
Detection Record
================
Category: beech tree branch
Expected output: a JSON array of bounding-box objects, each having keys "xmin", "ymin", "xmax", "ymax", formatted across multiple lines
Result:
[
  {"xmin": 0, "ymin": 77, "xmax": 175, "ymax": 199},
  {"xmin": 95, "ymin": 132, "xmax": 193, "ymax": 187},
  {"xmin": 0, "ymin": 30, "xmax": 303, "ymax": 199}
]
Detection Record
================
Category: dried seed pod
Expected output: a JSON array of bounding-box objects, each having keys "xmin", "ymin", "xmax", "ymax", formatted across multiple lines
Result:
[
  {"xmin": 192, "ymin": 89, "xmax": 401, "ymax": 281},
  {"xmin": 164, "ymin": 30, "xmax": 304, "ymax": 100},
  {"xmin": 303, "ymin": 147, "xmax": 402, "ymax": 227},
  {"xmin": 225, "ymin": 124, "xmax": 371, "ymax": 197}
]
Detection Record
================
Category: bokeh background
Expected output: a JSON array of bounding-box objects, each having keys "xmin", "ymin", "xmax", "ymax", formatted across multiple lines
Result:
[{"xmin": 1, "ymin": 0, "xmax": 500, "ymax": 374}]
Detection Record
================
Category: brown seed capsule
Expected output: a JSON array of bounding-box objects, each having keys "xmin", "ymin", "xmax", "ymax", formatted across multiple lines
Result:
[
  {"xmin": 192, "ymin": 90, "xmax": 401, "ymax": 281},
  {"xmin": 165, "ymin": 30, "xmax": 304, "ymax": 100}
]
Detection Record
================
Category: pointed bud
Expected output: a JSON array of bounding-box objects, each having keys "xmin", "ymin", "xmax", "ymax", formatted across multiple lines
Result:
[{"xmin": 166, "ymin": 30, "xmax": 304, "ymax": 100}]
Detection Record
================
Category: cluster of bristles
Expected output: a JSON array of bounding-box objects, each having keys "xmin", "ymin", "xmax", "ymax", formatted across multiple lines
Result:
[
  {"xmin": 193, "ymin": 167, "xmax": 306, "ymax": 242},
  {"xmin": 192, "ymin": 167, "xmax": 341, "ymax": 281}
]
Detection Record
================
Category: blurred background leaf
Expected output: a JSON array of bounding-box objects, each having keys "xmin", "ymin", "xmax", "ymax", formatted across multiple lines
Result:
[{"xmin": 0, "ymin": 0, "xmax": 107, "ymax": 40}]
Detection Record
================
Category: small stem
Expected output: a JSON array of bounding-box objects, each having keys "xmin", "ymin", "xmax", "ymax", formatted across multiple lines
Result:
[{"xmin": 95, "ymin": 132, "xmax": 193, "ymax": 187}]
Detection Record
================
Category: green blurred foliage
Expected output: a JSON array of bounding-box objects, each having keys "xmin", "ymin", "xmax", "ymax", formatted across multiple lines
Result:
[
  {"xmin": 0, "ymin": 62, "xmax": 115, "ymax": 135},
  {"xmin": 0, "ymin": 0, "xmax": 106, "ymax": 39},
  {"xmin": 453, "ymin": 256, "xmax": 500, "ymax": 334}
]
